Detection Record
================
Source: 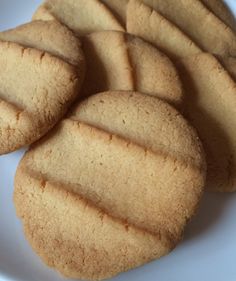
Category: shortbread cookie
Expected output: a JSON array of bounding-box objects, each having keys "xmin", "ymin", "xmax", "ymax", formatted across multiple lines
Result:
[
  {"xmin": 179, "ymin": 53, "xmax": 236, "ymax": 192},
  {"xmin": 138, "ymin": 0, "xmax": 236, "ymax": 56},
  {"xmin": 218, "ymin": 56, "xmax": 236, "ymax": 82},
  {"xmin": 101, "ymin": 0, "xmax": 128, "ymax": 26},
  {"xmin": 14, "ymin": 91, "xmax": 205, "ymax": 280},
  {"xmin": 201, "ymin": 0, "xmax": 236, "ymax": 32},
  {"xmin": 82, "ymin": 31, "xmax": 183, "ymax": 105},
  {"xmin": 0, "ymin": 20, "xmax": 84, "ymax": 66},
  {"xmin": 127, "ymin": 0, "xmax": 202, "ymax": 59},
  {"xmin": 81, "ymin": 31, "xmax": 133, "ymax": 97},
  {"xmin": 32, "ymin": 0, "xmax": 124, "ymax": 35},
  {"xmin": 31, "ymin": 4, "xmax": 56, "ymax": 21},
  {"xmin": 0, "ymin": 40, "xmax": 84, "ymax": 155}
]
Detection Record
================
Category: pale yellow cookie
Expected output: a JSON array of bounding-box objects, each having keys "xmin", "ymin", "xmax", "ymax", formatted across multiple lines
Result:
[
  {"xmin": 0, "ymin": 21, "xmax": 85, "ymax": 154},
  {"xmin": 127, "ymin": 0, "xmax": 202, "ymax": 59},
  {"xmin": 0, "ymin": 20, "xmax": 84, "ymax": 66},
  {"xmin": 179, "ymin": 53, "xmax": 236, "ymax": 192},
  {"xmin": 14, "ymin": 91, "xmax": 205, "ymax": 280},
  {"xmin": 201, "ymin": 0, "xmax": 236, "ymax": 32},
  {"xmin": 32, "ymin": 0, "xmax": 124, "ymax": 35},
  {"xmin": 81, "ymin": 31, "xmax": 183, "ymax": 106},
  {"xmin": 138, "ymin": 0, "xmax": 236, "ymax": 56}
]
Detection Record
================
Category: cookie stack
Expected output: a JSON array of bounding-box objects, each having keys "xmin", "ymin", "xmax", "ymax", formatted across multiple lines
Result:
[{"xmin": 0, "ymin": 0, "xmax": 235, "ymax": 280}]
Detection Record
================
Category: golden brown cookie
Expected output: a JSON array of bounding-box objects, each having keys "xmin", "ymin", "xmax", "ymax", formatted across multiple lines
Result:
[
  {"xmin": 0, "ymin": 21, "xmax": 85, "ymax": 155},
  {"xmin": 138, "ymin": 0, "xmax": 236, "ymax": 56},
  {"xmin": 0, "ymin": 20, "xmax": 84, "ymax": 66},
  {"xmin": 179, "ymin": 53, "xmax": 236, "ymax": 192},
  {"xmin": 201, "ymin": 0, "xmax": 236, "ymax": 32},
  {"xmin": 81, "ymin": 31, "xmax": 183, "ymax": 106},
  {"xmin": 127, "ymin": 0, "xmax": 202, "ymax": 59},
  {"xmin": 101, "ymin": 0, "xmax": 128, "ymax": 26},
  {"xmin": 32, "ymin": 0, "xmax": 124, "ymax": 35},
  {"xmin": 218, "ymin": 56, "xmax": 236, "ymax": 82},
  {"xmin": 14, "ymin": 91, "xmax": 205, "ymax": 280}
]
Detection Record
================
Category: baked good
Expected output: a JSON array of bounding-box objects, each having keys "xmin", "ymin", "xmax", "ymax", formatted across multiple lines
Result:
[
  {"xmin": 218, "ymin": 56, "xmax": 236, "ymax": 82},
  {"xmin": 201, "ymin": 0, "xmax": 236, "ymax": 32},
  {"xmin": 0, "ymin": 20, "xmax": 84, "ymax": 66},
  {"xmin": 101, "ymin": 0, "xmax": 128, "ymax": 26},
  {"xmin": 127, "ymin": 0, "xmax": 202, "ymax": 59},
  {"xmin": 0, "ymin": 21, "xmax": 85, "ymax": 155},
  {"xmin": 14, "ymin": 91, "xmax": 205, "ymax": 280},
  {"xmin": 32, "ymin": 0, "xmax": 124, "ymax": 35},
  {"xmin": 133, "ymin": 0, "xmax": 236, "ymax": 56},
  {"xmin": 179, "ymin": 53, "xmax": 236, "ymax": 192},
  {"xmin": 81, "ymin": 31, "xmax": 183, "ymax": 106}
]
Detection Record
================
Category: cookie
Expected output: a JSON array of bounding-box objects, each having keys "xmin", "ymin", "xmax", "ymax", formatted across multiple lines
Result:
[
  {"xmin": 127, "ymin": 0, "xmax": 202, "ymax": 59},
  {"xmin": 179, "ymin": 53, "xmax": 236, "ymax": 192},
  {"xmin": 81, "ymin": 31, "xmax": 133, "ymax": 97},
  {"xmin": 31, "ymin": 4, "xmax": 56, "ymax": 21},
  {"xmin": 0, "ymin": 20, "xmax": 84, "ymax": 66},
  {"xmin": 101, "ymin": 0, "xmax": 128, "ymax": 26},
  {"xmin": 32, "ymin": 0, "xmax": 124, "ymax": 35},
  {"xmin": 218, "ymin": 56, "xmax": 236, "ymax": 82},
  {"xmin": 81, "ymin": 31, "xmax": 183, "ymax": 106},
  {"xmin": 0, "ymin": 21, "xmax": 85, "ymax": 155},
  {"xmin": 201, "ymin": 0, "xmax": 236, "ymax": 32},
  {"xmin": 138, "ymin": 0, "xmax": 236, "ymax": 56},
  {"xmin": 14, "ymin": 91, "xmax": 205, "ymax": 280}
]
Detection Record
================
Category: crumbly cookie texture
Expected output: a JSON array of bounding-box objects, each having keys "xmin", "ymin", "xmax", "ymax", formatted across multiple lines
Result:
[
  {"xmin": 131, "ymin": 0, "xmax": 236, "ymax": 56},
  {"xmin": 81, "ymin": 31, "xmax": 183, "ymax": 106},
  {"xmin": 0, "ymin": 19, "xmax": 85, "ymax": 155},
  {"xmin": 0, "ymin": 41, "xmax": 84, "ymax": 154},
  {"xmin": 179, "ymin": 53, "xmax": 236, "ymax": 192},
  {"xmin": 201, "ymin": 0, "xmax": 236, "ymax": 32},
  {"xmin": 218, "ymin": 56, "xmax": 236, "ymax": 82},
  {"xmin": 101, "ymin": 0, "xmax": 128, "ymax": 26},
  {"xmin": 0, "ymin": 20, "xmax": 85, "ymax": 66},
  {"xmin": 127, "ymin": 0, "xmax": 202, "ymax": 59},
  {"xmin": 32, "ymin": 0, "xmax": 124, "ymax": 35},
  {"xmin": 81, "ymin": 31, "xmax": 134, "ymax": 96},
  {"xmin": 14, "ymin": 91, "xmax": 206, "ymax": 280}
]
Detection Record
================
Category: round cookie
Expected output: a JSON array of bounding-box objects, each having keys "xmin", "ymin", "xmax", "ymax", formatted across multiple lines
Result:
[
  {"xmin": 0, "ymin": 21, "xmax": 85, "ymax": 155},
  {"xmin": 0, "ymin": 20, "xmax": 84, "ymax": 66},
  {"xmin": 81, "ymin": 31, "xmax": 183, "ymax": 106},
  {"xmin": 14, "ymin": 91, "xmax": 206, "ymax": 280},
  {"xmin": 32, "ymin": 0, "xmax": 124, "ymax": 35},
  {"xmin": 127, "ymin": 0, "xmax": 202, "ymax": 59},
  {"xmin": 218, "ymin": 56, "xmax": 236, "ymax": 82},
  {"xmin": 101, "ymin": 0, "xmax": 128, "ymax": 26},
  {"xmin": 133, "ymin": 0, "xmax": 236, "ymax": 56},
  {"xmin": 201, "ymin": 0, "xmax": 236, "ymax": 32},
  {"xmin": 179, "ymin": 53, "xmax": 236, "ymax": 192}
]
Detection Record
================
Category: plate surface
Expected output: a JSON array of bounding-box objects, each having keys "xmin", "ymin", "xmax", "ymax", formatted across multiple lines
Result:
[{"xmin": 1, "ymin": 1, "xmax": 236, "ymax": 281}]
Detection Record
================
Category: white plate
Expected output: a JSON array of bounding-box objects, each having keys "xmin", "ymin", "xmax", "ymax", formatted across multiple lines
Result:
[{"xmin": 1, "ymin": 1, "xmax": 236, "ymax": 281}]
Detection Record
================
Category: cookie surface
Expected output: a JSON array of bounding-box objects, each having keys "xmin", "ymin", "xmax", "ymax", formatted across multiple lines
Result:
[
  {"xmin": 127, "ymin": 0, "xmax": 202, "ymax": 59},
  {"xmin": 0, "ymin": 20, "xmax": 85, "ymax": 155},
  {"xmin": 81, "ymin": 31, "xmax": 183, "ymax": 106},
  {"xmin": 101, "ymin": 0, "xmax": 128, "ymax": 26},
  {"xmin": 201, "ymin": 0, "xmax": 236, "ymax": 32},
  {"xmin": 0, "ymin": 20, "xmax": 84, "ymax": 66},
  {"xmin": 179, "ymin": 53, "xmax": 236, "ymax": 192},
  {"xmin": 14, "ymin": 91, "xmax": 205, "ymax": 280},
  {"xmin": 33, "ymin": 0, "xmax": 124, "ymax": 35},
  {"xmin": 218, "ymin": 56, "xmax": 236, "ymax": 82},
  {"xmin": 139, "ymin": 0, "xmax": 236, "ymax": 56}
]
